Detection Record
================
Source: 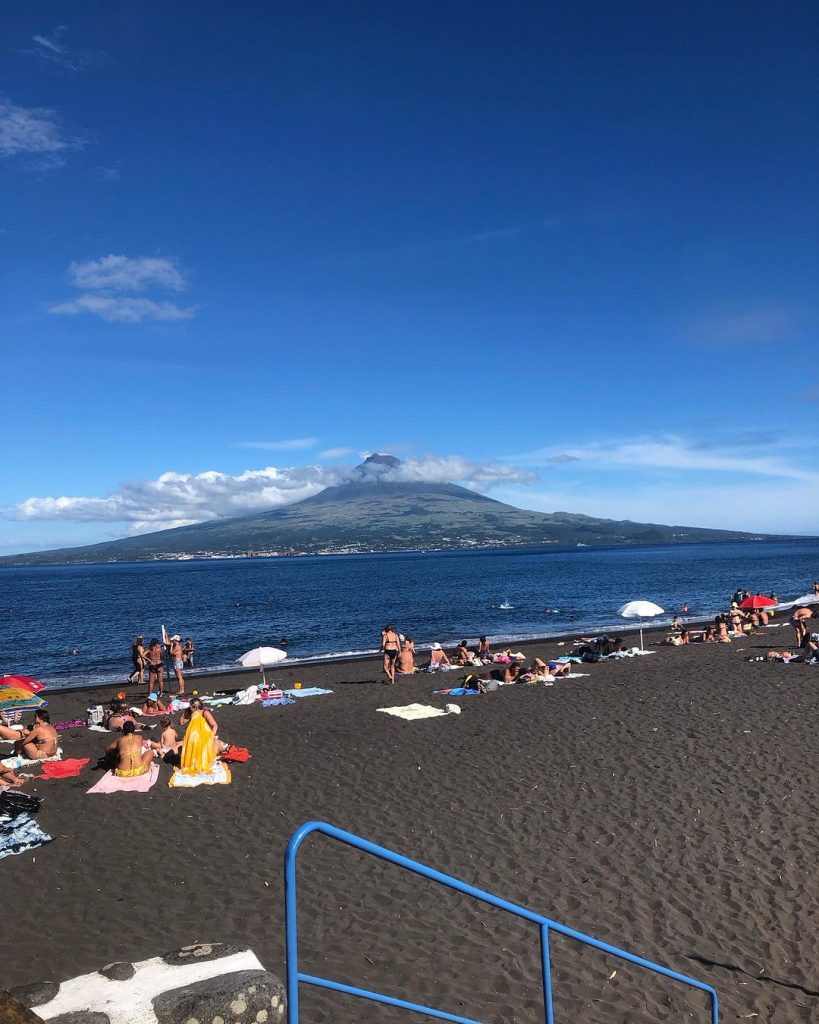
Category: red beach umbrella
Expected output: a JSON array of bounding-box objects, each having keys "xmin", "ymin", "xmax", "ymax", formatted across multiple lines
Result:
[
  {"xmin": 0, "ymin": 674, "xmax": 47, "ymax": 693},
  {"xmin": 738, "ymin": 595, "xmax": 777, "ymax": 610}
]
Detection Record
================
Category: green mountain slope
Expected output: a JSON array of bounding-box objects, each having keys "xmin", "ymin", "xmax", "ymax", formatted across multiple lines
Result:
[{"xmin": 1, "ymin": 459, "xmax": 775, "ymax": 565}]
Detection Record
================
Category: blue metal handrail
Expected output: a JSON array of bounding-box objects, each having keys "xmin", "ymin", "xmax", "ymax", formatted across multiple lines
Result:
[{"xmin": 284, "ymin": 820, "xmax": 719, "ymax": 1024}]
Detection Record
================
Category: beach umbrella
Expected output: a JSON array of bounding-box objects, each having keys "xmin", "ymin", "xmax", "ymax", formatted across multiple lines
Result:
[
  {"xmin": 0, "ymin": 686, "xmax": 46, "ymax": 714},
  {"xmin": 0, "ymin": 674, "xmax": 47, "ymax": 693},
  {"xmin": 617, "ymin": 600, "xmax": 665, "ymax": 651},
  {"xmin": 738, "ymin": 595, "xmax": 777, "ymax": 610},
  {"xmin": 236, "ymin": 646, "xmax": 287, "ymax": 687}
]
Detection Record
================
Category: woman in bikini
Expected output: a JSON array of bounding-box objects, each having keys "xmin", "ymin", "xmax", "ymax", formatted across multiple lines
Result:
[
  {"xmin": 107, "ymin": 721, "xmax": 155, "ymax": 778},
  {"xmin": 380, "ymin": 624, "xmax": 401, "ymax": 684}
]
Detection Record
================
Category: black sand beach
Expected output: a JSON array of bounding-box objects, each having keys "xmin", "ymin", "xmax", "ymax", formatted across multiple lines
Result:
[{"xmin": 2, "ymin": 624, "xmax": 817, "ymax": 1023}]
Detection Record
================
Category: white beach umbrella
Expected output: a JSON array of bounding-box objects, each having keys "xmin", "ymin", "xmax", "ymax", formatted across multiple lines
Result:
[
  {"xmin": 236, "ymin": 646, "xmax": 287, "ymax": 686},
  {"xmin": 617, "ymin": 600, "xmax": 665, "ymax": 651}
]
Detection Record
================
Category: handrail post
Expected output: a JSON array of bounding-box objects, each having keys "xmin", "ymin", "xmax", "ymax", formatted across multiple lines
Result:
[
  {"xmin": 540, "ymin": 924, "xmax": 555, "ymax": 1024},
  {"xmin": 284, "ymin": 830, "xmax": 302, "ymax": 1024}
]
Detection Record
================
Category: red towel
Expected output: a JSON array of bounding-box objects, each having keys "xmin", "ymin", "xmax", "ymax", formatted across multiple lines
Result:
[
  {"xmin": 221, "ymin": 745, "xmax": 251, "ymax": 763},
  {"xmin": 38, "ymin": 758, "xmax": 90, "ymax": 779}
]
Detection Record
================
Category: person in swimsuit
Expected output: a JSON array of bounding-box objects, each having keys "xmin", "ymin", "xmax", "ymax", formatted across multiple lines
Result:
[
  {"xmin": 428, "ymin": 643, "xmax": 451, "ymax": 670},
  {"xmin": 127, "ymin": 635, "xmax": 146, "ymax": 685},
  {"xmin": 475, "ymin": 636, "xmax": 491, "ymax": 662},
  {"xmin": 145, "ymin": 638, "xmax": 164, "ymax": 694},
  {"xmin": 141, "ymin": 693, "xmax": 167, "ymax": 716},
  {"xmin": 397, "ymin": 640, "xmax": 416, "ymax": 675},
  {"xmin": 107, "ymin": 721, "xmax": 155, "ymax": 778},
  {"xmin": 182, "ymin": 637, "xmax": 195, "ymax": 668},
  {"xmin": 104, "ymin": 699, "xmax": 141, "ymax": 732},
  {"xmin": 14, "ymin": 710, "xmax": 58, "ymax": 760},
  {"xmin": 0, "ymin": 711, "xmax": 24, "ymax": 742},
  {"xmin": 169, "ymin": 635, "xmax": 185, "ymax": 695},
  {"xmin": 790, "ymin": 607, "xmax": 814, "ymax": 643},
  {"xmin": 381, "ymin": 624, "xmax": 401, "ymax": 684}
]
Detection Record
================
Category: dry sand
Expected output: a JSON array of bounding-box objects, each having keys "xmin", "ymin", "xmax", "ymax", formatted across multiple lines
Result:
[{"xmin": 1, "ymin": 623, "xmax": 817, "ymax": 1023}]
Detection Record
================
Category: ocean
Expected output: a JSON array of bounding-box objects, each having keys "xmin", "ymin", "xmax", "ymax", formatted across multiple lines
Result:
[{"xmin": 1, "ymin": 538, "xmax": 816, "ymax": 690}]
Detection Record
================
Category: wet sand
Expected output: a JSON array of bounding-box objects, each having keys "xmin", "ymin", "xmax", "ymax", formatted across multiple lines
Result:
[{"xmin": 2, "ymin": 621, "xmax": 817, "ymax": 1023}]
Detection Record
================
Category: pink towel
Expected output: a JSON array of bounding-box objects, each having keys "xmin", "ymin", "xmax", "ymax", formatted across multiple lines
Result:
[{"xmin": 87, "ymin": 763, "xmax": 160, "ymax": 794}]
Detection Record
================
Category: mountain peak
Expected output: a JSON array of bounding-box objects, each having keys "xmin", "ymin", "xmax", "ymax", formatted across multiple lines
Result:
[{"xmin": 355, "ymin": 452, "xmax": 401, "ymax": 478}]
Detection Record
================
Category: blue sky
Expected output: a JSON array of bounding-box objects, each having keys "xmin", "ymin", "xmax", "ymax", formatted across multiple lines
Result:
[{"xmin": 2, "ymin": 1, "xmax": 817, "ymax": 552}]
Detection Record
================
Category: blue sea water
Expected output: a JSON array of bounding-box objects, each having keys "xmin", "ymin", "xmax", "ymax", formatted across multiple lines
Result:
[{"xmin": 0, "ymin": 539, "xmax": 816, "ymax": 690}]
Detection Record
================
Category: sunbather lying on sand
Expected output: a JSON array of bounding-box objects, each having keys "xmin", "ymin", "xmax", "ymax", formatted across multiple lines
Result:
[{"xmin": 104, "ymin": 699, "xmax": 142, "ymax": 732}]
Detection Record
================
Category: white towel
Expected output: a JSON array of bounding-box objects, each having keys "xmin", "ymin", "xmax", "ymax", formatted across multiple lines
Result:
[
  {"xmin": 1, "ymin": 747, "xmax": 63, "ymax": 770},
  {"xmin": 377, "ymin": 703, "xmax": 460, "ymax": 721}
]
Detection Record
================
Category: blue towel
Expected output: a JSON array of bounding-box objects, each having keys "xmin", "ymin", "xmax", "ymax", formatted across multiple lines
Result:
[
  {"xmin": 261, "ymin": 697, "xmax": 295, "ymax": 707},
  {"xmin": 284, "ymin": 687, "xmax": 334, "ymax": 697},
  {"xmin": 433, "ymin": 687, "xmax": 480, "ymax": 696},
  {"xmin": 0, "ymin": 813, "xmax": 52, "ymax": 859}
]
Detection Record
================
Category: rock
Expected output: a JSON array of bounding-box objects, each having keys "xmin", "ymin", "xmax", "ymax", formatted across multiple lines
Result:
[
  {"xmin": 152, "ymin": 969, "xmax": 286, "ymax": 1024},
  {"xmin": 0, "ymin": 988, "xmax": 48, "ymax": 1024},
  {"xmin": 9, "ymin": 982, "xmax": 60, "ymax": 1009},
  {"xmin": 17, "ymin": 946, "xmax": 285, "ymax": 1024},
  {"xmin": 99, "ymin": 964, "xmax": 135, "ymax": 982},
  {"xmin": 162, "ymin": 944, "xmax": 246, "ymax": 968}
]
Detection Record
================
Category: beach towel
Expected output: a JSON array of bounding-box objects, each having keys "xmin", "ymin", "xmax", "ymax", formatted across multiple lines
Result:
[
  {"xmin": 1, "ymin": 748, "xmax": 63, "ymax": 771},
  {"xmin": 378, "ymin": 703, "xmax": 461, "ymax": 720},
  {"xmin": 38, "ymin": 758, "xmax": 89, "ymax": 779},
  {"xmin": 202, "ymin": 696, "xmax": 234, "ymax": 706},
  {"xmin": 562, "ymin": 672, "xmax": 590, "ymax": 679},
  {"xmin": 220, "ymin": 744, "xmax": 251, "ymax": 762},
  {"xmin": 54, "ymin": 719, "xmax": 87, "ymax": 731},
  {"xmin": 284, "ymin": 687, "xmax": 333, "ymax": 697},
  {"xmin": 168, "ymin": 761, "xmax": 231, "ymax": 787},
  {"xmin": 232, "ymin": 685, "xmax": 259, "ymax": 705},
  {"xmin": 87, "ymin": 724, "xmax": 111, "ymax": 732},
  {"xmin": 87, "ymin": 763, "xmax": 160, "ymax": 794},
  {"xmin": 261, "ymin": 696, "xmax": 295, "ymax": 707},
  {"xmin": 434, "ymin": 688, "xmax": 481, "ymax": 696},
  {"xmin": 0, "ymin": 813, "xmax": 52, "ymax": 859},
  {"xmin": 0, "ymin": 790, "xmax": 42, "ymax": 818}
]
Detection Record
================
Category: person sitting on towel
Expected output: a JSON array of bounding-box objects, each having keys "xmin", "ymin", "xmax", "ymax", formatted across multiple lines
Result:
[
  {"xmin": 455, "ymin": 640, "xmax": 473, "ymax": 665},
  {"xmin": 152, "ymin": 716, "xmax": 181, "ymax": 758},
  {"xmin": 107, "ymin": 721, "xmax": 155, "ymax": 778},
  {"xmin": 141, "ymin": 693, "xmax": 167, "ymax": 716},
  {"xmin": 0, "ymin": 711, "xmax": 24, "ymax": 742},
  {"xmin": 490, "ymin": 662, "xmax": 522, "ymax": 684},
  {"xmin": 14, "ymin": 710, "xmax": 58, "ymax": 760},
  {"xmin": 475, "ymin": 636, "xmax": 492, "ymax": 662},
  {"xmin": 428, "ymin": 643, "xmax": 451, "ymax": 670}
]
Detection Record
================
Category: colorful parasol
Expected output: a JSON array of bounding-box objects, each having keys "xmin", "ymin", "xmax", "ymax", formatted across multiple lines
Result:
[
  {"xmin": 0, "ymin": 687, "xmax": 47, "ymax": 713},
  {"xmin": 0, "ymin": 675, "xmax": 47, "ymax": 694},
  {"xmin": 738, "ymin": 595, "xmax": 777, "ymax": 610}
]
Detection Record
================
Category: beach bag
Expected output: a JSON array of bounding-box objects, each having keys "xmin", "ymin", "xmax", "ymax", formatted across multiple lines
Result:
[{"xmin": 86, "ymin": 705, "xmax": 104, "ymax": 726}]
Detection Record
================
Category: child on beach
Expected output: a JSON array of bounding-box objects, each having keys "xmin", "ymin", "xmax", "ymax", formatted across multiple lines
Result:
[{"xmin": 155, "ymin": 716, "xmax": 181, "ymax": 756}]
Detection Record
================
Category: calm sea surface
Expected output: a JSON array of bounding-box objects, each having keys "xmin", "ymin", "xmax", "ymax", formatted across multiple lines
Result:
[{"xmin": 1, "ymin": 539, "xmax": 816, "ymax": 690}]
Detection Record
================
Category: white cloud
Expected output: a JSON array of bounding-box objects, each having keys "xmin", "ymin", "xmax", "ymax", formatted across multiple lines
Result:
[
  {"xmin": 235, "ymin": 439, "xmax": 317, "ymax": 451},
  {"xmin": 51, "ymin": 254, "xmax": 194, "ymax": 323},
  {"xmin": 516, "ymin": 435, "xmax": 819, "ymax": 484},
  {"xmin": 27, "ymin": 27, "xmax": 109, "ymax": 72},
  {"xmin": 0, "ymin": 97, "xmax": 84, "ymax": 167},
  {"xmin": 92, "ymin": 166, "xmax": 120, "ymax": 181},
  {"xmin": 10, "ymin": 455, "xmax": 537, "ymax": 529},
  {"xmin": 50, "ymin": 294, "xmax": 195, "ymax": 323},
  {"xmin": 69, "ymin": 255, "xmax": 187, "ymax": 293},
  {"xmin": 320, "ymin": 447, "xmax": 360, "ymax": 459}
]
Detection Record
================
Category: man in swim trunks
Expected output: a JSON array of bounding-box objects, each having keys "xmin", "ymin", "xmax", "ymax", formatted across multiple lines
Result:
[
  {"xmin": 107, "ymin": 720, "xmax": 155, "ymax": 778},
  {"xmin": 145, "ymin": 638, "xmax": 164, "ymax": 694},
  {"xmin": 14, "ymin": 710, "xmax": 58, "ymax": 761},
  {"xmin": 381, "ymin": 624, "xmax": 401, "ymax": 684},
  {"xmin": 790, "ymin": 607, "xmax": 814, "ymax": 643},
  {"xmin": 169, "ymin": 635, "xmax": 185, "ymax": 695},
  {"xmin": 397, "ymin": 640, "xmax": 416, "ymax": 675}
]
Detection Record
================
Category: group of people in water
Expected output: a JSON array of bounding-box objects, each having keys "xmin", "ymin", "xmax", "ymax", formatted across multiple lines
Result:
[{"xmin": 127, "ymin": 633, "xmax": 195, "ymax": 695}]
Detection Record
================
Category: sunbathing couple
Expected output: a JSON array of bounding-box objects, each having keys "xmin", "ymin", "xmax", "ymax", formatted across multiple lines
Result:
[{"xmin": 0, "ymin": 709, "xmax": 59, "ymax": 786}]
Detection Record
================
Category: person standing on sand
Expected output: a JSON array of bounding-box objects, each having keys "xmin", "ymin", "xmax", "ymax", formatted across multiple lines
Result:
[
  {"xmin": 182, "ymin": 637, "xmax": 195, "ymax": 668},
  {"xmin": 380, "ymin": 623, "xmax": 401, "ymax": 684},
  {"xmin": 169, "ymin": 635, "xmax": 186, "ymax": 695},
  {"xmin": 145, "ymin": 638, "xmax": 164, "ymax": 694},
  {"xmin": 790, "ymin": 607, "xmax": 814, "ymax": 644},
  {"xmin": 127, "ymin": 635, "xmax": 146, "ymax": 685}
]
